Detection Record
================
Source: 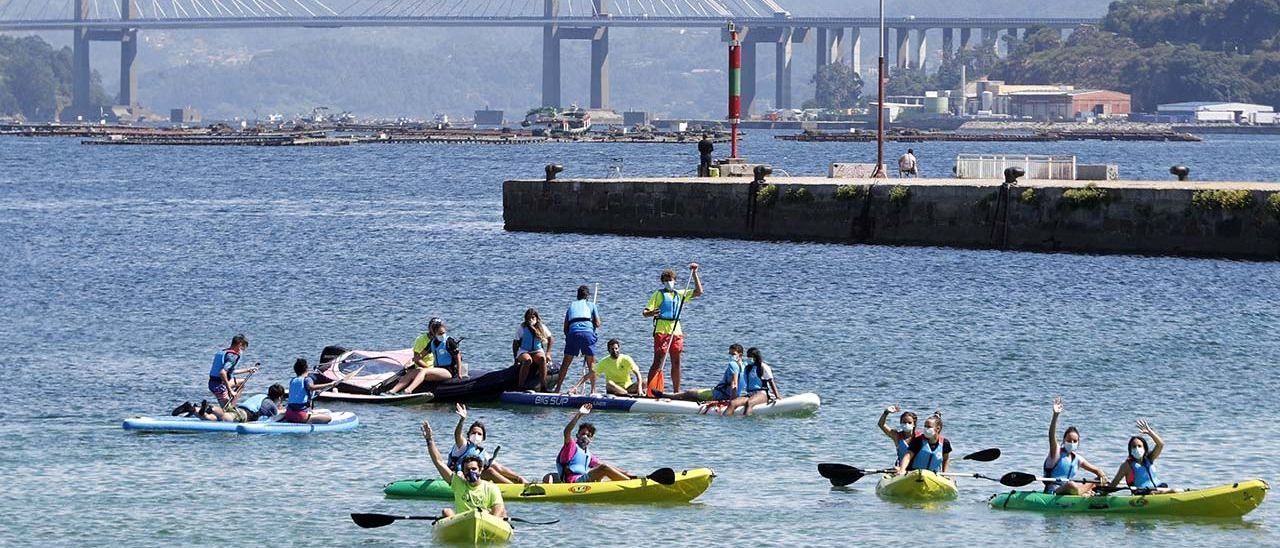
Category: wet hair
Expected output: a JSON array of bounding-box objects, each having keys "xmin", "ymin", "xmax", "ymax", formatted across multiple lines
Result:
[
  {"xmin": 578, "ymin": 423, "xmax": 597, "ymax": 437},
  {"xmin": 293, "ymin": 358, "xmax": 309, "ymax": 375},
  {"xmin": 660, "ymin": 269, "xmax": 676, "ymax": 282},
  {"xmin": 1064, "ymin": 426, "xmax": 1081, "ymax": 440},
  {"xmin": 468, "ymin": 421, "xmax": 487, "ymax": 440},
  {"xmin": 1128, "ymin": 436, "xmax": 1150, "ymax": 460},
  {"xmin": 577, "ymin": 285, "xmax": 591, "ymax": 300},
  {"xmin": 231, "ymin": 334, "xmax": 248, "ymax": 348},
  {"xmin": 729, "ymin": 343, "xmax": 744, "ymax": 355},
  {"xmin": 900, "ymin": 411, "xmax": 918, "ymax": 424},
  {"xmin": 461, "ymin": 455, "xmax": 485, "ymax": 470},
  {"xmin": 267, "ymin": 384, "xmax": 286, "ymax": 401}
]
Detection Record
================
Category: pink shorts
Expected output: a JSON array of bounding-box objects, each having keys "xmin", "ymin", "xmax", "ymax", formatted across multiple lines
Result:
[{"xmin": 283, "ymin": 408, "xmax": 309, "ymax": 423}]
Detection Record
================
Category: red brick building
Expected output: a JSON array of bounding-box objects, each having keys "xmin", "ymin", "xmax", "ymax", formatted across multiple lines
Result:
[{"xmin": 1009, "ymin": 90, "xmax": 1132, "ymax": 120}]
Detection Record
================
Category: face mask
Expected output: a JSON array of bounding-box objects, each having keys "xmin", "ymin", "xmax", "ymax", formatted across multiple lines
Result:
[
  {"xmin": 464, "ymin": 470, "xmax": 481, "ymax": 483},
  {"xmin": 436, "ymin": 333, "xmax": 447, "ymax": 342},
  {"xmin": 1063, "ymin": 441, "xmax": 1078, "ymax": 453},
  {"xmin": 469, "ymin": 433, "xmax": 483, "ymax": 446},
  {"xmin": 924, "ymin": 427, "xmax": 937, "ymax": 439},
  {"xmin": 664, "ymin": 280, "xmax": 675, "ymax": 290},
  {"xmin": 577, "ymin": 435, "xmax": 591, "ymax": 448},
  {"xmin": 899, "ymin": 423, "xmax": 915, "ymax": 433},
  {"xmin": 1130, "ymin": 447, "xmax": 1145, "ymax": 460}
]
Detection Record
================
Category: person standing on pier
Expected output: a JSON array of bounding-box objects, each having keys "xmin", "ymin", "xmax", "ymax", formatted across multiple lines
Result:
[
  {"xmin": 643, "ymin": 264, "xmax": 703, "ymax": 396},
  {"xmin": 697, "ymin": 136, "xmax": 715, "ymax": 176},
  {"xmin": 898, "ymin": 148, "xmax": 919, "ymax": 177}
]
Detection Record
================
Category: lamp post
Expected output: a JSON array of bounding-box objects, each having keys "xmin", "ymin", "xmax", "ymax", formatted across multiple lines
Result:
[{"xmin": 871, "ymin": 0, "xmax": 887, "ymax": 178}]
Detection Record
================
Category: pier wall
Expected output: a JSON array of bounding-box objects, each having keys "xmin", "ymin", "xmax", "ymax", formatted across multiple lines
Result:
[{"xmin": 503, "ymin": 177, "xmax": 1280, "ymax": 260}]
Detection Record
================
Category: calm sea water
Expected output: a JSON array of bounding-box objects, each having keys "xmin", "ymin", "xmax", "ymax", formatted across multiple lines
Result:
[{"xmin": 1, "ymin": 133, "xmax": 1279, "ymax": 547}]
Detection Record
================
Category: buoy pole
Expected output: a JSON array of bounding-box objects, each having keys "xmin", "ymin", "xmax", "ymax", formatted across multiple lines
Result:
[{"xmin": 728, "ymin": 22, "xmax": 741, "ymax": 159}]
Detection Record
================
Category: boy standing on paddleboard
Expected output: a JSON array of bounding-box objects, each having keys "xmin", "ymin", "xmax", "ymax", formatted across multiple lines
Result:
[{"xmin": 643, "ymin": 264, "xmax": 703, "ymax": 395}]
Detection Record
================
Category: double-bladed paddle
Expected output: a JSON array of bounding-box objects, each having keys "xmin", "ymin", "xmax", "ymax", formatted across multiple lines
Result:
[
  {"xmin": 350, "ymin": 513, "xmax": 560, "ymax": 529},
  {"xmin": 995, "ymin": 471, "xmax": 1125, "ymax": 493},
  {"xmin": 818, "ymin": 448, "xmax": 1001, "ymax": 487},
  {"xmin": 644, "ymin": 467, "xmax": 677, "ymax": 485}
]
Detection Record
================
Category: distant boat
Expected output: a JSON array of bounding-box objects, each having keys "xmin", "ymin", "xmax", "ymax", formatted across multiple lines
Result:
[{"xmin": 521, "ymin": 105, "xmax": 591, "ymax": 135}]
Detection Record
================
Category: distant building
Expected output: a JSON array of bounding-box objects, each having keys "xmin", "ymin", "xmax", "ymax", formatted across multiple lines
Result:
[
  {"xmin": 1009, "ymin": 90, "xmax": 1132, "ymax": 120},
  {"xmin": 1155, "ymin": 102, "xmax": 1277, "ymax": 124},
  {"xmin": 170, "ymin": 107, "xmax": 200, "ymax": 124}
]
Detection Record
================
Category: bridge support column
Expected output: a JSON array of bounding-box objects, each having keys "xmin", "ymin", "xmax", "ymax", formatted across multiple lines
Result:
[
  {"xmin": 775, "ymin": 37, "xmax": 792, "ymax": 109},
  {"xmin": 912, "ymin": 28, "xmax": 927, "ymax": 70},
  {"xmin": 590, "ymin": 29, "xmax": 608, "ymax": 108},
  {"xmin": 1004, "ymin": 28, "xmax": 1019, "ymax": 55},
  {"xmin": 895, "ymin": 28, "xmax": 909, "ymax": 69},
  {"xmin": 541, "ymin": 0, "xmax": 561, "ymax": 107},
  {"xmin": 742, "ymin": 41, "xmax": 757, "ymax": 115},
  {"xmin": 816, "ymin": 28, "xmax": 829, "ymax": 67},
  {"xmin": 942, "ymin": 28, "xmax": 954, "ymax": 57},
  {"xmin": 120, "ymin": 0, "xmax": 138, "ymax": 109},
  {"xmin": 849, "ymin": 27, "xmax": 862, "ymax": 75},
  {"xmin": 71, "ymin": 0, "xmax": 92, "ymax": 120},
  {"xmin": 982, "ymin": 28, "xmax": 998, "ymax": 55},
  {"xmin": 960, "ymin": 28, "xmax": 973, "ymax": 50}
]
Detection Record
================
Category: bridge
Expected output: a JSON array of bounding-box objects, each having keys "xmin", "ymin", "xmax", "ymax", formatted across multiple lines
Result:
[{"xmin": 0, "ymin": 1, "xmax": 1100, "ymax": 119}]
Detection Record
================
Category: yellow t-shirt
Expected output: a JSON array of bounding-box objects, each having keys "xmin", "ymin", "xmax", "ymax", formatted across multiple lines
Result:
[
  {"xmin": 411, "ymin": 333, "xmax": 437, "ymax": 368},
  {"xmin": 449, "ymin": 475, "xmax": 503, "ymax": 513},
  {"xmin": 594, "ymin": 354, "xmax": 640, "ymax": 387},
  {"xmin": 646, "ymin": 289, "xmax": 696, "ymax": 335}
]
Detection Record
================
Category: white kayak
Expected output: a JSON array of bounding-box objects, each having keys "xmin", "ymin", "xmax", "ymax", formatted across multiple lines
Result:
[
  {"xmin": 314, "ymin": 390, "xmax": 433, "ymax": 404},
  {"xmin": 123, "ymin": 410, "xmax": 359, "ymax": 434},
  {"xmin": 498, "ymin": 391, "xmax": 821, "ymax": 416}
]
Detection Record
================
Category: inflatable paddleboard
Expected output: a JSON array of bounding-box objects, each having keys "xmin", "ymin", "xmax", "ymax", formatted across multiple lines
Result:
[{"xmin": 498, "ymin": 392, "xmax": 821, "ymax": 416}]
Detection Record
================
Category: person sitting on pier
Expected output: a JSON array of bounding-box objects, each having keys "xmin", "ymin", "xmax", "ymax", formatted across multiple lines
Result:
[
  {"xmin": 568, "ymin": 338, "xmax": 642, "ymax": 396},
  {"xmin": 898, "ymin": 148, "xmax": 919, "ymax": 177}
]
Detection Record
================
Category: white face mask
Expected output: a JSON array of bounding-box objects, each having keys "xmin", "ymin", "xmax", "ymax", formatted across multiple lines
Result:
[
  {"xmin": 924, "ymin": 427, "xmax": 937, "ymax": 439},
  {"xmin": 899, "ymin": 423, "xmax": 915, "ymax": 433},
  {"xmin": 469, "ymin": 433, "xmax": 483, "ymax": 446},
  {"xmin": 664, "ymin": 280, "xmax": 675, "ymax": 290},
  {"xmin": 436, "ymin": 332, "xmax": 447, "ymax": 342},
  {"xmin": 1063, "ymin": 441, "xmax": 1078, "ymax": 453},
  {"xmin": 1130, "ymin": 446, "xmax": 1145, "ymax": 460}
]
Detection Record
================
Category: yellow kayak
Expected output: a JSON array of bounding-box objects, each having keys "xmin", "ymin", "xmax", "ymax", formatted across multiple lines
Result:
[
  {"xmin": 875, "ymin": 470, "xmax": 959, "ymax": 501},
  {"xmin": 432, "ymin": 510, "xmax": 513, "ymax": 544},
  {"xmin": 386, "ymin": 468, "xmax": 716, "ymax": 503}
]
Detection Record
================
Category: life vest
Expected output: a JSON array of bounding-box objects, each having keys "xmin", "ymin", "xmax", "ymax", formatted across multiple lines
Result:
[
  {"xmin": 566, "ymin": 300, "xmax": 596, "ymax": 331},
  {"xmin": 1125, "ymin": 457, "xmax": 1160, "ymax": 490},
  {"xmin": 558, "ymin": 442, "xmax": 593, "ymax": 479},
  {"xmin": 287, "ymin": 375, "xmax": 310, "ymax": 409},
  {"xmin": 744, "ymin": 363, "xmax": 766, "ymax": 393},
  {"xmin": 1043, "ymin": 449, "xmax": 1079, "ymax": 491},
  {"xmin": 429, "ymin": 337, "xmax": 457, "ymax": 368},
  {"xmin": 238, "ymin": 394, "xmax": 268, "ymax": 415},
  {"xmin": 518, "ymin": 325, "xmax": 545, "ymax": 353},
  {"xmin": 208, "ymin": 348, "xmax": 240, "ymax": 378},
  {"xmin": 712, "ymin": 360, "xmax": 744, "ymax": 400},
  {"xmin": 896, "ymin": 431, "xmax": 921, "ymax": 462},
  {"xmin": 656, "ymin": 289, "xmax": 683, "ymax": 321},
  {"xmin": 909, "ymin": 435, "xmax": 946, "ymax": 472},
  {"xmin": 448, "ymin": 442, "xmax": 489, "ymax": 472}
]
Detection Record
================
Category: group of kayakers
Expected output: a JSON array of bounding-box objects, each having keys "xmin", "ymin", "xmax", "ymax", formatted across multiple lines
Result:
[{"xmin": 874, "ymin": 397, "xmax": 1169, "ymax": 493}]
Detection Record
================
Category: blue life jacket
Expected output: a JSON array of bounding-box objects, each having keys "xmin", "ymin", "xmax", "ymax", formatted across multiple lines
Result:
[
  {"xmin": 1126, "ymin": 457, "xmax": 1160, "ymax": 490},
  {"xmin": 909, "ymin": 435, "xmax": 946, "ymax": 472},
  {"xmin": 896, "ymin": 432, "xmax": 919, "ymax": 462},
  {"xmin": 656, "ymin": 289, "xmax": 682, "ymax": 321},
  {"xmin": 519, "ymin": 325, "xmax": 545, "ymax": 353},
  {"xmin": 208, "ymin": 349, "xmax": 240, "ymax": 378},
  {"xmin": 430, "ymin": 337, "xmax": 456, "ymax": 368},
  {"xmin": 1044, "ymin": 449, "xmax": 1080, "ymax": 492},
  {"xmin": 448, "ymin": 442, "xmax": 488, "ymax": 472},
  {"xmin": 712, "ymin": 360, "xmax": 744, "ymax": 400},
  {"xmin": 744, "ymin": 363, "xmax": 766, "ymax": 393},
  {"xmin": 559, "ymin": 443, "xmax": 593, "ymax": 479},
  {"xmin": 238, "ymin": 394, "xmax": 268, "ymax": 414},
  {"xmin": 287, "ymin": 375, "xmax": 310, "ymax": 409},
  {"xmin": 565, "ymin": 300, "xmax": 597, "ymax": 333}
]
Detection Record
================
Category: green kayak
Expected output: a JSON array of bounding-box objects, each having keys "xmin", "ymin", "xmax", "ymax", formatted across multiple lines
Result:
[{"xmin": 989, "ymin": 479, "xmax": 1268, "ymax": 518}]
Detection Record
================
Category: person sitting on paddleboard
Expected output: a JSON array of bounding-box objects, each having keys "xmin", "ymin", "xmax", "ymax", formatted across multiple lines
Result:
[
  {"xmin": 1106, "ymin": 419, "xmax": 1170, "ymax": 494},
  {"xmin": 449, "ymin": 404, "xmax": 528, "ymax": 485},
  {"xmin": 658, "ymin": 343, "xmax": 746, "ymax": 405},
  {"xmin": 514, "ymin": 308, "xmax": 554, "ymax": 391},
  {"xmin": 553, "ymin": 404, "xmax": 633, "ymax": 483},
  {"xmin": 643, "ymin": 264, "xmax": 703, "ymax": 396},
  {"xmin": 283, "ymin": 358, "xmax": 340, "ymax": 424},
  {"xmin": 568, "ymin": 338, "xmax": 643, "ymax": 396},
  {"xmin": 724, "ymin": 347, "xmax": 780, "ymax": 416},
  {"xmin": 191, "ymin": 383, "xmax": 286, "ymax": 422},
  {"xmin": 551, "ymin": 285, "xmax": 602, "ymax": 393},
  {"xmin": 878, "ymin": 405, "xmax": 921, "ymax": 464},
  {"xmin": 386, "ymin": 317, "xmax": 457, "ymax": 394},
  {"xmin": 207, "ymin": 334, "xmax": 258, "ymax": 406},
  {"xmin": 422, "ymin": 420, "xmax": 507, "ymax": 519},
  {"xmin": 1044, "ymin": 397, "xmax": 1108, "ymax": 495},
  {"xmin": 894, "ymin": 413, "xmax": 950, "ymax": 475}
]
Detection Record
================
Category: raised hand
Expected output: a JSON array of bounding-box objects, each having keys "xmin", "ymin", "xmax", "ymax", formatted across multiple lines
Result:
[
  {"xmin": 455, "ymin": 403, "xmax": 467, "ymax": 419},
  {"xmin": 421, "ymin": 420, "xmax": 434, "ymax": 440},
  {"xmin": 1052, "ymin": 397, "xmax": 1064, "ymax": 415},
  {"xmin": 1136, "ymin": 418, "xmax": 1155, "ymax": 435},
  {"xmin": 885, "ymin": 404, "xmax": 900, "ymax": 414},
  {"xmin": 689, "ymin": 262, "xmax": 700, "ymax": 272}
]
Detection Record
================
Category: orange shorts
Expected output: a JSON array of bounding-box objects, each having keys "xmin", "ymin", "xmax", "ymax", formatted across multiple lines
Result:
[{"xmin": 653, "ymin": 333, "xmax": 685, "ymax": 354}]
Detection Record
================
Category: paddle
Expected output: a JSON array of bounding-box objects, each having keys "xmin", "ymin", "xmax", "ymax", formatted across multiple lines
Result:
[
  {"xmin": 961, "ymin": 448, "xmax": 1001, "ymax": 462},
  {"xmin": 350, "ymin": 513, "xmax": 561, "ymax": 529},
  {"xmin": 221, "ymin": 367, "xmax": 257, "ymax": 412},
  {"xmin": 939, "ymin": 472, "xmax": 1003, "ymax": 482},
  {"xmin": 997, "ymin": 472, "xmax": 1122, "ymax": 490},
  {"xmin": 645, "ymin": 467, "xmax": 677, "ymax": 485},
  {"xmin": 816, "ymin": 463, "xmax": 894, "ymax": 487},
  {"xmin": 647, "ymin": 266, "xmax": 695, "ymax": 396}
]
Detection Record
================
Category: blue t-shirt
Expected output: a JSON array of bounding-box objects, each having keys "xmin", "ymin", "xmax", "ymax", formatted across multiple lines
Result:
[
  {"xmin": 714, "ymin": 359, "xmax": 744, "ymax": 399},
  {"xmin": 564, "ymin": 300, "xmax": 598, "ymax": 334}
]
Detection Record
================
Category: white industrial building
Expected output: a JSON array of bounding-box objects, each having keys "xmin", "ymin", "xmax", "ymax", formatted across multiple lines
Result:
[{"xmin": 1156, "ymin": 102, "xmax": 1277, "ymax": 124}]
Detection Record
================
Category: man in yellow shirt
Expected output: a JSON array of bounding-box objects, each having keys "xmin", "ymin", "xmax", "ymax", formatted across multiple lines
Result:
[
  {"xmin": 642, "ymin": 263, "xmax": 703, "ymax": 395},
  {"xmin": 570, "ymin": 339, "xmax": 642, "ymax": 396},
  {"xmin": 422, "ymin": 420, "xmax": 507, "ymax": 519}
]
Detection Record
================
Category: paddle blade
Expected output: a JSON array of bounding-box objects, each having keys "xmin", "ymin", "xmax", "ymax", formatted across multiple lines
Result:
[
  {"xmin": 963, "ymin": 448, "xmax": 1001, "ymax": 462},
  {"xmin": 817, "ymin": 463, "xmax": 866, "ymax": 487},
  {"xmin": 999, "ymin": 472, "xmax": 1040, "ymax": 487},
  {"xmin": 510, "ymin": 517, "xmax": 561, "ymax": 526},
  {"xmin": 647, "ymin": 467, "xmax": 677, "ymax": 485},
  {"xmin": 351, "ymin": 513, "xmax": 397, "ymax": 529}
]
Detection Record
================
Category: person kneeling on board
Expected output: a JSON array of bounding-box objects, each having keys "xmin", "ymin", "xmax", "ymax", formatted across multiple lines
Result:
[
  {"xmin": 894, "ymin": 413, "xmax": 951, "ymax": 476},
  {"xmin": 284, "ymin": 358, "xmax": 341, "ymax": 424},
  {"xmin": 422, "ymin": 420, "xmax": 508, "ymax": 519},
  {"xmin": 724, "ymin": 348, "xmax": 781, "ymax": 416},
  {"xmin": 548, "ymin": 404, "xmax": 634, "ymax": 483},
  {"xmin": 190, "ymin": 383, "xmax": 286, "ymax": 422},
  {"xmin": 1107, "ymin": 419, "xmax": 1172, "ymax": 494},
  {"xmin": 568, "ymin": 339, "xmax": 643, "ymax": 396},
  {"xmin": 449, "ymin": 404, "xmax": 528, "ymax": 484}
]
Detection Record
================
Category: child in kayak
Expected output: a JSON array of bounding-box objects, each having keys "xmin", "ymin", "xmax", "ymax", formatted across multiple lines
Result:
[
  {"xmin": 878, "ymin": 405, "xmax": 920, "ymax": 464},
  {"xmin": 1107, "ymin": 419, "xmax": 1170, "ymax": 493},
  {"xmin": 450, "ymin": 404, "xmax": 528, "ymax": 484},
  {"xmin": 724, "ymin": 348, "xmax": 781, "ymax": 416},
  {"xmin": 1044, "ymin": 397, "xmax": 1108, "ymax": 494},
  {"xmin": 283, "ymin": 358, "xmax": 341, "ymax": 424},
  {"xmin": 190, "ymin": 384, "xmax": 286, "ymax": 422},
  {"xmin": 515, "ymin": 308, "xmax": 555, "ymax": 391},
  {"xmin": 894, "ymin": 413, "xmax": 950, "ymax": 475},
  {"xmin": 422, "ymin": 420, "xmax": 508, "ymax": 519},
  {"xmin": 553, "ymin": 404, "xmax": 633, "ymax": 483}
]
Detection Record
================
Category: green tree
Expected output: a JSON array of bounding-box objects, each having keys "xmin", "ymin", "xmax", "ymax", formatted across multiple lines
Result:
[{"xmin": 810, "ymin": 62, "xmax": 863, "ymax": 109}]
